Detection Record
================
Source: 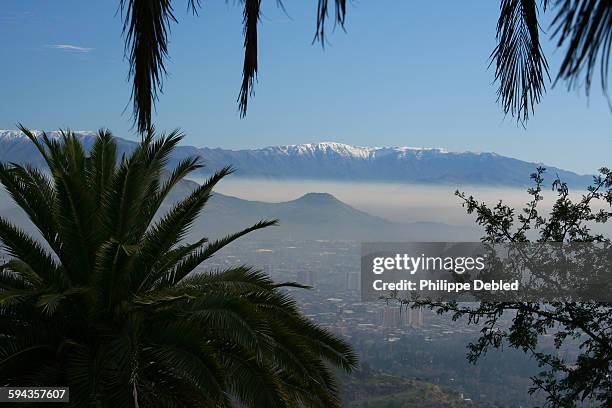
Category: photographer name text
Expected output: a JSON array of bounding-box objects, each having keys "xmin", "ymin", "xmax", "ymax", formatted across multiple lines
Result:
[{"xmin": 372, "ymin": 279, "xmax": 519, "ymax": 292}]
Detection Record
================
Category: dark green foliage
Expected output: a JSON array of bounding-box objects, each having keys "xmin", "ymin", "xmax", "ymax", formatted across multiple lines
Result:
[
  {"xmin": 0, "ymin": 126, "xmax": 357, "ymax": 407},
  {"xmin": 413, "ymin": 168, "xmax": 612, "ymax": 407},
  {"xmin": 342, "ymin": 369, "xmax": 498, "ymax": 408}
]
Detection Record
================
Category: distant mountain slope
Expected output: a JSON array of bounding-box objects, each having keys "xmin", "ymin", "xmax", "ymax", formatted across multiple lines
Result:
[
  {"xmin": 192, "ymin": 192, "xmax": 478, "ymax": 241},
  {"xmin": 167, "ymin": 178, "xmax": 480, "ymax": 241},
  {"xmin": 0, "ymin": 177, "xmax": 479, "ymax": 242},
  {"xmin": 0, "ymin": 130, "xmax": 591, "ymax": 187}
]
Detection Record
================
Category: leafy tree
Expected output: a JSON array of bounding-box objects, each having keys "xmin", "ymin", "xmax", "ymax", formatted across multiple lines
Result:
[
  {"xmin": 0, "ymin": 126, "xmax": 357, "ymax": 407},
  {"xmin": 118, "ymin": 0, "xmax": 611, "ymax": 131},
  {"xmin": 402, "ymin": 167, "xmax": 612, "ymax": 406}
]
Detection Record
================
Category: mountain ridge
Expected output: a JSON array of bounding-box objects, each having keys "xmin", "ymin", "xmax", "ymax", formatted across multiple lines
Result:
[{"xmin": 0, "ymin": 130, "xmax": 592, "ymax": 187}]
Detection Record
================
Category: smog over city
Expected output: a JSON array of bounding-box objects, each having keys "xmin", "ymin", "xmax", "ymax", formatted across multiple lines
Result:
[{"xmin": 1, "ymin": 1, "xmax": 611, "ymax": 407}]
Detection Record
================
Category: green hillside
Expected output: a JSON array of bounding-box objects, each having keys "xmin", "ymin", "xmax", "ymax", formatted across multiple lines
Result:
[{"xmin": 341, "ymin": 370, "xmax": 499, "ymax": 408}]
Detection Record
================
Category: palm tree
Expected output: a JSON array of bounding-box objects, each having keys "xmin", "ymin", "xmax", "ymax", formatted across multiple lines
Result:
[
  {"xmin": 0, "ymin": 125, "xmax": 358, "ymax": 407},
  {"xmin": 119, "ymin": 0, "xmax": 611, "ymax": 132}
]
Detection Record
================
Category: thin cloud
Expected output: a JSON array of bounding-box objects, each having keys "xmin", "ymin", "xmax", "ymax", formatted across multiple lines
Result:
[{"xmin": 49, "ymin": 44, "xmax": 94, "ymax": 53}]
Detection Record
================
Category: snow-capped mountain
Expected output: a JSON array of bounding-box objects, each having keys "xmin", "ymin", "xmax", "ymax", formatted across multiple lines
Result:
[
  {"xmin": 256, "ymin": 141, "xmax": 449, "ymax": 159},
  {"xmin": 0, "ymin": 130, "xmax": 593, "ymax": 187}
]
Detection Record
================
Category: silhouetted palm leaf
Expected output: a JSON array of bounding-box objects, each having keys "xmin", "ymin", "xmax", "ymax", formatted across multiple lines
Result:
[
  {"xmin": 552, "ymin": 0, "xmax": 612, "ymax": 98},
  {"xmin": 492, "ymin": 0, "xmax": 550, "ymax": 123},
  {"xmin": 119, "ymin": 0, "xmax": 610, "ymax": 130},
  {"xmin": 120, "ymin": 0, "xmax": 349, "ymax": 132}
]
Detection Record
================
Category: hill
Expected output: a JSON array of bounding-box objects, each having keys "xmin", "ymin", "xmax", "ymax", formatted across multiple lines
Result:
[
  {"xmin": 0, "ymin": 177, "xmax": 478, "ymax": 242},
  {"xmin": 340, "ymin": 370, "xmax": 496, "ymax": 408},
  {"xmin": 167, "ymin": 178, "xmax": 480, "ymax": 241}
]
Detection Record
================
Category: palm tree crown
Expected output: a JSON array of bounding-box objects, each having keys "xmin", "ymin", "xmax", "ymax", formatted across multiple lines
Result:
[{"xmin": 0, "ymin": 126, "xmax": 357, "ymax": 407}]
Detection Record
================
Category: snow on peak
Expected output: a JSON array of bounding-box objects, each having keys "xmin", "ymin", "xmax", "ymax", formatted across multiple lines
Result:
[
  {"xmin": 300, "ymin": 142, "xmax": 373, "ymax": 158},
  {"xmin": 0, "ymin": 131, "xmax": 455, "ymax": 159},
  {"xmin": 259, "ymin": 141, "xmax": 372, "ymax": 159},
  {"xmin": 0, "ymin": 129, "xmax": 97, "ymax": 141},
  {"xmin": 261, "ymin": 141, "xmax": 449, "ymax": 160}
]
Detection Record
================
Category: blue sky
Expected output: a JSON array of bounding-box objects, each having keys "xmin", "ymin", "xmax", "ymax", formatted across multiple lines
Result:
[{"xmin": 0, "ymin": 1, "xmax": 610, "ymax": 174}]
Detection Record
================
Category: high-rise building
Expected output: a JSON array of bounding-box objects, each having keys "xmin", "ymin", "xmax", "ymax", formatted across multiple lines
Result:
[
  {"xmin": 409, "ymin": 307, "xmax": 424, "ymax": 328},
  {"xmin": 380, "ymin": 306, "xmax": 412, "ymax": 328}
]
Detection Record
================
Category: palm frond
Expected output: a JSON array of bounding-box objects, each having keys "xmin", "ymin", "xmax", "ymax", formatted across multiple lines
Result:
[
  {"xmin": 314, "ymin": 0, "xmax": 348, "ymax": 46},
  {"xmin": 238, "ymin": 0, "xmax": 262, "ymax": 117},
  {"xmin": 132, "ymin": 167, "xmax": 232, "ymax": 289},
  {"xmin": 35, "ymin": 287, "xmax": 94, "ymax": 316},
  {"xmin": 223, "ymin": 351, "xmax": 292, "ymax": 408},
  {"xmin": 552, "ymin": 0, "xmax": 612, "ymax": 97},
  {"xmin": 177, "ymin": 267, "xmax": 291, "ymax": 310},
  {"xmin": 62, "ymin": 344, "xmax": 97, "ymax": 405},
  {"xmin": 137, "ymin": 237, "xmax": 207, "ymax": 292},
  {"xmin": 0, "ymin": 344, "xmax": 55, "ymax": 380},
  {"xmin": 0, "ymin": 288, "xmax": 40, "ymax": 308},
  {"xmin": 35, "ymin": 292, "xmax": 67, "ymax": 316},
  {"xmin": 187, "ymin": 295, "xmax": 268, "ymax": 350},
  {"xmin": 17, "ymin": 124, "xmax": 50, "ymax": 163},
  {"xmin": 0, "ymin": 217, "xmax": 61, "ymax": 286},
  {"xmin": 0, "ymin": 265, "xmax": 28, "ymax": 290},
  {"xmin": 161, "ymin": 219, "xmax": 277, "ymax": 287},
  {"xmin": 143, "ymin": 345, "xmax": 226, "ymax": 405},
  {"xmin": 86, "ymin": 129, "xmax": 118, "ymax": 208},
  {"xmin": 183, "ymin": 265, "xmax": 278, "ymax": 289},
  {"xmin": 93, "ymin": 238, "xmax": 136, "ymax": 309},
  {"xmin": 100, "ymin": 129, "xmax": 182, "ymax": 242},
  {"xmin": 133, "ymin": 132, "xmax": 198, "ymax": 237},
  {"xmin": 131, "ymin": 291, "xmax": 194, "ymax": 307},
  {"xmin": 41, "ymin": 131, "xmax": 98, "ymax": 280},
  {"xmin": 287, "ymin": 316, "xmax": 358, "ymax": 372},
  {"xmin": 154, "ymin": 156, "xmax": 202, "ymax": 207},
  {"xmin": 100, "ymin": 144, "xmax": 152, "ymax": 240},
  {"xmin": 0, "ymin": 162, "xmax": 61, "ymax": 257},
  {"xmin": 492, "ymin": 0, "xmax": 550, "ymax": 123},
  {"xmin": 4, "ymin": 260, "xmax": 44, "ymax": 288},
  {"xmin": 120, "ymin": 0, "xmax": 176, "ymax": 133}
]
